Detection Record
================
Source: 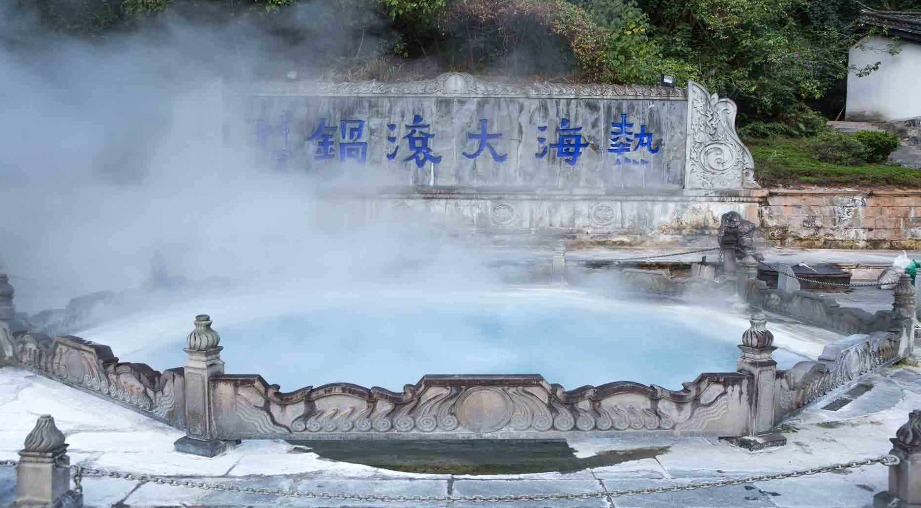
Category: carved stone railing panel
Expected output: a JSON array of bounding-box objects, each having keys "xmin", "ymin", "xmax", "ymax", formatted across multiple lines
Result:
[
  {"xmin": 685, "ymin": 81, "xmax": 757, "ymax": 190},
  {"xmin": 211, "ymin": 373, "xmax": 750, "ymax": 440},
  {"xmin": 0, "ymin": 330, "xmax": 185, "ymax": 429},
  {"xmin": 747, "ymin": 280, "xmax": 891, "ymax": 336},
  {"xmin": 773, "ymin": 331, "xmax": 901, "ymax": 420}
]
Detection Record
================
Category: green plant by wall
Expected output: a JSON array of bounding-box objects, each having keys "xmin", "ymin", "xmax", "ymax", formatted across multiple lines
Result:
[
  {"xmin": 809, "ymin": 131, "xmax": 868, "ymax": 166},
  {"xmin": 852, "ymin": 131, "xmax": 901, "ymax": 163}
]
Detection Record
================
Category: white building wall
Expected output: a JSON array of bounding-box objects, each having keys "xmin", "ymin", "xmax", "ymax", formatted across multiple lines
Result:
[{"xmin": 847, "ymin": 35, "xmax": 921, "ymax": 121}]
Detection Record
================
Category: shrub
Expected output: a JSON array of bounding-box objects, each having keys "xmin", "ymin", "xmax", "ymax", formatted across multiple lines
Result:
[
  {"xmin": 852, "ymin": 131, "xmax": 901, "ymax": 163},
  {"xmin": 808, "ymin": 131, "xmax": 867, "ymax": 166}
]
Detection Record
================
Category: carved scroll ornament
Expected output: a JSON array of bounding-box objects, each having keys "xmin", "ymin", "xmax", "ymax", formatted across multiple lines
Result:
[
  {"xmin": 1, "ymin": 332, "xmax": 184, "ymax": 429},
  {"xmin": 211, "ymin": 372, "xmax": 749, "ymax": 439},
  {"xmin": 685, "ymin": 81, "xmax": 757, "ymax": 190}
]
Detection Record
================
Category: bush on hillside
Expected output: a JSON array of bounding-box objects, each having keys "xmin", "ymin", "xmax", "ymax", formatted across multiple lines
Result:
[
  {"xmin": 809, "ymin": 131, "xmax": 868, "ymax": 166},
  {"xmin": 852, "ymin": 130, "xmax": 900, "ymax": 163}
]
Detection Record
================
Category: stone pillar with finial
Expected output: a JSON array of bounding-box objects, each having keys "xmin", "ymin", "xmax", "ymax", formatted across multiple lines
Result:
[
  {"xmin": 174, "ymin": 314, "xmax": 234, "ymax": 457},
  {"xmin": 738, "ymin": 254, "xmax": 759, "ymax": 300},
  {"xmin": 551, "ymin": 240, "xmax": 566, "ymax": 284},
  {"xmin": 894, "ymin": 274, "xmax": 916, "ymax": 358},
  {"xmin": 15, "ymin": 414, "xmax": 83, "ymax": 508},
  {"xmin": 0, "ymin": 273, "xmax": 26, "ymax": 334},
  {"xmin": 875, "ymin": 410, "xmax": 921, "ymax": 508},
  {"xmin": 726, "ymin": 310, "xmax": 787, "ymax": 451}
]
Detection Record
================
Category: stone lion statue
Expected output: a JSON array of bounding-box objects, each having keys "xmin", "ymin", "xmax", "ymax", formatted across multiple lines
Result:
[{"xmin": 718, "ymin": 211, "xmax": 763, "ymax": 261}]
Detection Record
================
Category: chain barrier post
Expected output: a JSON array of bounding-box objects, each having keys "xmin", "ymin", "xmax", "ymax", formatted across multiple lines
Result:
[
  {"xmin": 14, "ymin": 414, "xmax": 83, "ymax": 508},
  {"xmin": 727, "ymin": 311, "xmax": 786, "ymax": 451},
  {"xmin": 738, "ymin": 255, "xmax": 759, "ymax": 301},
  {"xmin": 174, "ymin": 314, "xmax": 236, "ymax": 457},
  {"xmin": 876, "ymin": 410, "xmax": 921, "ymax": 508},
  {"xmin": 893, "ymin": 274, "xmax": 916, "ymax": 359}
]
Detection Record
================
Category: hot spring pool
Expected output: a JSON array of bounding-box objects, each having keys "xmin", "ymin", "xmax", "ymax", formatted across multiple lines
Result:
[{"xmin": 80, "ymin": 288, "xmax": 808, "ymax": 392}]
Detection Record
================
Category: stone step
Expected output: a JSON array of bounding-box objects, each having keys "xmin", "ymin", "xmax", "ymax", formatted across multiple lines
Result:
[{"xmin": 827, "ymin": 121, "xmax": 884, "ymax": 134}]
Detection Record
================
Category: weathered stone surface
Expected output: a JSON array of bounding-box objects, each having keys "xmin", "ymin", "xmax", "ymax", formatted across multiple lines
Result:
[
  {"xmin": 210, "ymin": 372, "xmax": 751, "ymax": 440},
  {"xmin": 721, "ymin": 433, "xmax": 787, "ymax": 451},
  {"xmin": 621, "ymin": 269, "xmax": 672, "ymax": 292},
  {"xmin": 229, "ymin": 74, "xmax": 755, "ymax": 193},
  {"xmin": 777, "ymin": 264, "xmax": 801, "ymax": 293},
  {"xmin": 15, "ymin": 415, "xmax": 82, "ymax": 508},
  {"xmin": 881, "ymin": 268, "xmax": 904, "ymax": 290}
]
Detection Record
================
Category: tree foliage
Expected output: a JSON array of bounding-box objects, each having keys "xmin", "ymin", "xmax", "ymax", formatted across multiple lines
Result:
[{"xmin": 13, "ymin": 0, "xmax": 919, "ymax": 123}]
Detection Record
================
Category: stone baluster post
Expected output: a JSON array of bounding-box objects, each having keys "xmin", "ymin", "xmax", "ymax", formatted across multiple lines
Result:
[
  {"xmin": 730, "ymin": 311, "xmax": 786, "ymax": 450},
  {"xmin": 894, "ymin": 274, "xmax": 916, "ymax": 358},
  {"xmin": 877, "ymin": 410, "xmax": 921, "ymax": 508},
  {"xmin": 738, "ymin": 255, "xmax": 759, "ymax": 300},
  {"xmin": 174, "ymin": 314, "xmax": 234, "ymax": 457},
  {"xmin": 551, "ymin": 240, "xmax": 566, "ymax": 284},
  {"xmin": 15, "ymin": 415, "xmax": 83, "ymax": 508},
  {"xmin": 0, "ymin": 273, "xmax": 26, "ymax": 334}
]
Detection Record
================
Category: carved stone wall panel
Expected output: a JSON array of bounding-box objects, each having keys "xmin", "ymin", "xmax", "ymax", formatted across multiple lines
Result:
[
  {"xmin": 774, "ymin": 331, "xmax": 902, "ymax": 421},
  {"xmin": 3, "ymin": 332, "xmax": 185, "ymax": 430},
  {"xmin": 211, "ymin": 373, "xmax": 752, "ymax": 439},
  {"xmin": 229, "ymin": 73, "xmax": 697, "ymax": 191},
  {"xmin": 685, "ymin": 81, "xmax": 756, "ymax": 190}
]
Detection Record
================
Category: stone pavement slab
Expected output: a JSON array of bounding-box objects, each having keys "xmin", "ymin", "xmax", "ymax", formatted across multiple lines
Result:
[
  {"xmin": 602, "ymin": 479, "xmax": 776, "ymax": 508},
  {"xmin": 450, "ymin": 478, "xmax": 608, "ymax": 508}
]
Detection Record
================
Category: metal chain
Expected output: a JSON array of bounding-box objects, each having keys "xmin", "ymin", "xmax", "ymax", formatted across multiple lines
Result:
[
  {"xmin": 774, "ymin": 270, "xmax": 888, "ymax": 288},
  {"xmin": 0, "ymin": 456, "xmax": 897, "ymax": 503},
  {"xmin": 610, "ymin": 247, "xmax": 720, "ymax": 264}
]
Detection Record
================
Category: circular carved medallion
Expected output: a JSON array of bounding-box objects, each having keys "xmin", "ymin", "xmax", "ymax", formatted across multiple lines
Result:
[
  {"xmin": 590, "ymin": 203, "xmax": 617, "ymax": 226},
  {"xmin": 491, "ymin": 204, "xmax": 516, "ymax": 226},
  {"xmin": 456, "ymin": 387, "xmax": 514, "ymax": 433},
  {"xmin": 698, "ymin": 142, "xmax": 736, "ymax": 174}
]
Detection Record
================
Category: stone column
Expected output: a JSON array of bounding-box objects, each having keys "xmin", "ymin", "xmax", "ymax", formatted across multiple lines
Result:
[
  {"xmin": 879, "ymin": 410, "xmax": 921, "ymax": 507},
  {"xmin": 15, "ymin": 415, "xmax": 82, "ymax": 508},
  {"xmin": 738, "ymin": 255, "xmax": 759, "ymax": 299},
  {"xmin": 551, "ymin": 240, "xmax": 566, "ymax": 284},
  {"xmin": 722, "ymin": 249, "xmax": 736, "ymax": 278},
  {"xmin": 174, "ymin": 314, "xmax": 234, "ymax": 457},
  {"xmin": 732, "ymin": 311, "xmax": 785, "ymax": 449},
  {"xmin": 0, "ymin": 273, "xmax": 26, "ymax": 334},
  {"xmin": 894, "ymin": 274, "xmax": 916, "ymax": 358}
]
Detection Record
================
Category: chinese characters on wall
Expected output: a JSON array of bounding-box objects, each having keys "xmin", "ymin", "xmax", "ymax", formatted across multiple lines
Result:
[{"xmin": 255, "ymin": 112, "xmax": 661, "ymax": 171}]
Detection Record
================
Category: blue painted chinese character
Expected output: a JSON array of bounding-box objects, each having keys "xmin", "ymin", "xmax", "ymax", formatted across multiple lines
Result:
[
  {"xmin": 608, "ymin": 114, "xmax": 634, "ymax": 155},
  {"xmin": 255, "ymin": 111, "xmax": 293, "ymax": 169},
  {"xmin": 635, "ymin": 125, "xmax": 660, "ymax": 154},
  {"xmin": 307, "ymin": 119, "xmax": 336, "ymax": 160},
  {"xmin": 403, "ymin": 114, "xmax": 442, "ymax": 168},
  {"xmin": 548, "ymin": 119, "xmax": 589, "ymax": 166},
  {"xmin": 535, "ymin": 126, "xmax": 549, "ymax": 159},
  {"xmin": 339, "ymin": 120, "xmax": 367, "ymax": 163},
  {"xmin": 463, "ymin": 119, "xmax": 507, "ymax": 162},
  {"xmin": 386, "ymin": 123, "xmax": 399, "ymax": 161}
]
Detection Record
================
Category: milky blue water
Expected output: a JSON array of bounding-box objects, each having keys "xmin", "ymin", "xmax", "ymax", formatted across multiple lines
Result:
[{"xmin": 146, "ymin": 291, "xmax": 751, "ymax": 392}]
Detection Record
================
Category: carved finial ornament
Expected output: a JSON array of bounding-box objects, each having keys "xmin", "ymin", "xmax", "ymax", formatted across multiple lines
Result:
[
  {"xmin": 741, "ymin": 310, "xmax": 774, "ymax": 348},
  {"xmin": 895, "ymin": 274, "xmax": 915, "ymax": 297},
  {"xmin": 187, "ymin": 314, "xmax": 220, "ymax": 351},
  {"xmin": 0, "ymin": 274, "xmax": 13, "ymax": 300},
  {"xmin": 897, "ymin": 410, "xmax": 921, "ymax": 449},
  {"xmin": 22, "ymin": 415, "xmax": 67, "ymax": 453}
]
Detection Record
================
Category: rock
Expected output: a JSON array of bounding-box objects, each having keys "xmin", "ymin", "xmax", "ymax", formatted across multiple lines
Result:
[
  {"xmin": 879, "ymin": 267, "xmax": 903, "ymax": 290},
  {"xmin": 621, "ymin": 269, "xmax": 672, "ymax": 292}
]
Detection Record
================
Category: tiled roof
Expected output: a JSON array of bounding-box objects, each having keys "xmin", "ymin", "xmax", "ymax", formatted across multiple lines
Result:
[{"xmin": 860, "ymin": 6, "xmax": 921, "ymax": 41}]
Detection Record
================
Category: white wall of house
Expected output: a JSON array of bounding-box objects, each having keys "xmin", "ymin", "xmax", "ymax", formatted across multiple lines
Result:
[{"xmin": 847, "ymin": 35, "xmax": 921, "ymax": 121}]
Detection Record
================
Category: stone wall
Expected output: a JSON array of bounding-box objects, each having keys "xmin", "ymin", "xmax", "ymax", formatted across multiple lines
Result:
[{"xmin": 760, "ymin": 190, "xmax": 921, "ymax": 249}]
